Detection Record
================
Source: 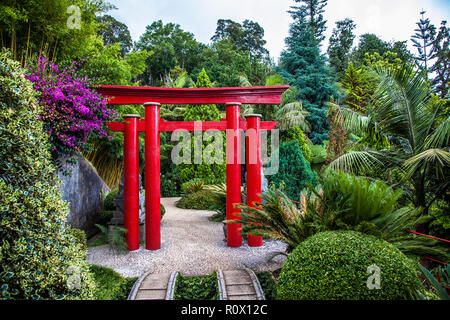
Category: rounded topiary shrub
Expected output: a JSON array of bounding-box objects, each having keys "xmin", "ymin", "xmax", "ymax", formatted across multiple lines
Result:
[
  {"xmin": 0, "ymin": 50, "xmax": 95, "ymax": 299},
  {"xmin": 277, "ymin": 231, "xmax": 422, "ymax": 300}
]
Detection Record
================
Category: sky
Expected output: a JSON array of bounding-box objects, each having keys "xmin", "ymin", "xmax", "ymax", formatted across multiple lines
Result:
[{"xmin": 106, "ymin": 0, "xmax": 450, "ymax": 62}]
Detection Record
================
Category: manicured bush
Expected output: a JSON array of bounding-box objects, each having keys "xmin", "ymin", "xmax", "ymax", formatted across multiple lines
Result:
[
  {"xmin": 255, "ymin": 271, "xmax": 277, "ymax": 300},
  {"xmin": 176, "ymin": 190, "xmax": 216, "ymax": 210},
  {"xmin": 0, "ymin": 50, "xmax": 95, "ymax": 299},
  {"xmin": 269, "ymin": 140, "xmax": 317, "ymax": 201},
  {"xmin": 173, "ymin": 273, "xmax": 219, "ymax": 300},
  {"xmin": 103, "ymin": 188, "xmax": 119, "ymax": 211},
  {"xmin": 89, "ymin": 264, "xmax": 137, "ymax": 300},
  {"xmin": 277, "ymin": 231, "xmax": 423, "ymax": 300}
]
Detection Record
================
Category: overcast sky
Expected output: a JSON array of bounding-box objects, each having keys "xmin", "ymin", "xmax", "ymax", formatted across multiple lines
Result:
[{"xmin": 106, "ymin": 0, "xmax": 450, "ymax": 62}]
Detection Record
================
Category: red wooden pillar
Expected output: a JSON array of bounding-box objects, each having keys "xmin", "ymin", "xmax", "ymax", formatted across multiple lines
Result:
[
  {"xmin": 144, "ymin": 102, "xmax": 161, "ymax": 250},
  {"xmin": 245, "ymin": 114, "xmax": 263, "ymax": 247},
  {"xmin": 226, "ymin": 102, "xmax": 242, "ymax": 247},
  {"xmin": 123, "ymin": 114, "xmax": 140, "ymax": 251}
]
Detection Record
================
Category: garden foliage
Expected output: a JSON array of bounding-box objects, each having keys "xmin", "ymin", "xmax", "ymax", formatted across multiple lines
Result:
[
  {"xmin": 26, "ymin": 56, "xmax": 117, "ymax": 163},
  {"xmin": 277, "ymin": 231, "xmax": 423, "ymax": 300},
  {"xmin": 268, "ymin": 140, "xmax": 317, "ymax": 201},
  {"xmin": 0, "ymin": 50, "xmax": 95, "ymax": 299}
]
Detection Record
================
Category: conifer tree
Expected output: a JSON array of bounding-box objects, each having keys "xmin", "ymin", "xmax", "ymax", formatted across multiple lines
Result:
[
  {"xmin": 411, "ymin": 11, "xmax": 436, "ymax": 79},
  {"xmin": 328, "ymin": 18, "xmax": 356, "ymax": 77},
  {"xmin": 430, "ymin": 21, "xmax": 450, "ymax": 98},
  {"xmin": 278, "ymin": 0, "xmax": 338, "ymax": 144}
]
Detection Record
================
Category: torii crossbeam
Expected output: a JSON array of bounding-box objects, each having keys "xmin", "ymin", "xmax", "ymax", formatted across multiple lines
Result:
[{"xmin": 97, "ymin": 85, "xmax": 289, "ymax": 251}]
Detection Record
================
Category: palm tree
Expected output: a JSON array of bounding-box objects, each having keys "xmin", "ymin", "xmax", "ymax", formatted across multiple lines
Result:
[
  {"xmin": 328, "ymin": 64, "xmax": 450, "ymax": 216},
  {"xmin": 237, "ymin": 74, "xmax": 310, "ymax": 131}
]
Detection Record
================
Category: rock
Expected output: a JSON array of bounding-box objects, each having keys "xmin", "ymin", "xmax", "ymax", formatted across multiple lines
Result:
[{"xmin": 57, "ymin": 153, "xmax": 110, "ymax": 238}]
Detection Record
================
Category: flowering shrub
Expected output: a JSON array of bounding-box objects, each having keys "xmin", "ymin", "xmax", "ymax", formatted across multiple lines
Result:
[{"xmin": 25, "ymin": 56, "xmax": 117, "ymax": 161}]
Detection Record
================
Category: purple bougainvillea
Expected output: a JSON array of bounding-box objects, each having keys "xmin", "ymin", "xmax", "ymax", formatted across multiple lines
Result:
[{"xmin": 26, "ymin": 56, "xmax": 117, "ymax": 160}]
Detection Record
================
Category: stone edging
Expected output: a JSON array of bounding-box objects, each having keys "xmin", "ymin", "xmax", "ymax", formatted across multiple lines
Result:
[
  {"xmin": 245, "ymin": 268, "xmax": 266, "ymax": 300},
  {"xmin": 216, "ymin": 269, "xmax": 228, "ymax": 300},
  {"xmin": 127, "ymin": 270, "xmax": 152, "ymax": 300},
  {"xmin": 165, "ymin": 271, "xmax": 179, "ymax": 300}
]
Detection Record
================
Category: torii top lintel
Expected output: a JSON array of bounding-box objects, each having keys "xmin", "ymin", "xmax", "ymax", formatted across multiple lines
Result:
[{"xmin": 97, "ymin": 85, "xmax": 290, "ymax": 105}]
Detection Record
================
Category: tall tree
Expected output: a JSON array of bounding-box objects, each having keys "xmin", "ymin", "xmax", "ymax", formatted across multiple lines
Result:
[
  {"xmin": 288, "ymin": 0, "xmax": 328, "ymax": 43},
  {"xmin": 327, "ymin": 18, "xmax": 356, "ymax": 77},
  {"xmin": 350, "ymin": 33, "xmax": 389, "ymax": 66},
  {"xmin": 136, "ymin": 20, "xmax": 203, "ymax": 85},
  {"xmin": 278, "ymin": 0, "xmax": 337, "ymax": 144},
  {"xmin": 194, "ymin": 39, "xmax": 269, "ymax": 87},
  {"xmin": 96, "ymin": 14, "xmax": 132, "ymax": 56},
  {"xmin": 211, "ymin": 19, "xmax": 269, "ymax": 60},
  {"xmin": 430, "ymin": 21, "xmax": 450, "ymax": 98},
  {"xmin": 411, "ymin": 10, "xmax": 436, "ymax": 79}
]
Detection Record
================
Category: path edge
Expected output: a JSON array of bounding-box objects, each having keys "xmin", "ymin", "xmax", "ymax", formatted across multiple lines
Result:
[
  {"xmin": 165, "ymin": 271, "xmax": 179, "ymax": 300},
  {"xmin": 217, "ymin": 269, "xmax": 228, "ymax": 300},
  {"xmin": 127, "ymin": 269, "xmax": 153, "ymax": 300},
  {"xmin": 245, "ymin": 268, "xmax": 266, "ymax": 300}
]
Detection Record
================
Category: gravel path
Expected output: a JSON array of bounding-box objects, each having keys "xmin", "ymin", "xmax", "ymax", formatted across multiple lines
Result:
[{"xmin": 87, "ymin": 197, "xmax": 287, "ymax": 278}]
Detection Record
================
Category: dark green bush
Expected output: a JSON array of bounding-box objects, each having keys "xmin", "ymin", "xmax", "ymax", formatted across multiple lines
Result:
[
  {"xmin": 96, "ymin": 210, "xmax": 115, "ymax": 225},
  {"xmin": 0, "ymin": 50, "xmax": 95, "ymax": 299},
  {"xmin": 277, "ymin": 231, "xmax": 423, "ymax": 300},
  {"xmin": 269, "ymin": 140, "xmax": 317, "ymax": 201},
  {"xmin": 176, "ymin": 190, "xmax": 216, "ymax": 210},
  {"xmin": 89, "ymin": 264, "xmax": 137, "ymax": 300},
  {"xmin": 255, "ymin": 271, "xmax": 277, "ymax": 300},
  {"xmin": 104, "ymin": 188, "xmax": 119, "ymax": 211},
  {"xmin": 173, "ymin": 273, "xmax": 219, "ymax": 300}
]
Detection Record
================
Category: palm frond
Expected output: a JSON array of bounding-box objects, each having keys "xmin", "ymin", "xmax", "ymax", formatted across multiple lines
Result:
[
  {"xmin": 327, "ymin": 150, "xmax": 384, "ymax": 173},
  {"xmin": 275, "ymin": 101, "xmax": 310, "ymax": 131},
  {"xmin": 404, "ymin": 148, "xmax": 450, "ymax": 179}
]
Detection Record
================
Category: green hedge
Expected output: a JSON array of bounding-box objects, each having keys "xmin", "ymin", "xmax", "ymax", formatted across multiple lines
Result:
[
  {"xmin": 173, "ymin": 273, "xmax": 219, "ymax": 300},
  {"xmin": 176, "ymin": 190, "xmax": 216, "ymax": 210},
  {"xmin": 89, "ymin": 264, "xmax": 136, "ymax": 300},
  {"xmin": 277, "ymin": 231, "xmax": 422, "ymax": 300},
  {"xmin": 0, "ymin": 50, "xmax": 95, "ymax": 299}
]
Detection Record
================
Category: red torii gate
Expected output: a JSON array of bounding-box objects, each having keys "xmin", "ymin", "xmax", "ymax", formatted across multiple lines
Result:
[{"xmin": 97, "ymin": 85, "xmax": 289, "ymax": 251}]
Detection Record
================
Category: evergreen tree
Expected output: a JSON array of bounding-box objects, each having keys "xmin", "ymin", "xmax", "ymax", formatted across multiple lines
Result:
[
  {"xmin": 430, "ymin": 21, "xmax": 450, "ymax": 98},
  {"xmin": 411, "ymin": 10, "xmax": 436, "ymax": 79},
  {"xmin": 288, "ymin": 0, "xmax": 328, "ymax": 44},
  {"xmin": 327, "ymin": 18, "xmax": 357, "ymax": 77},
  {"xmin": 340, "ymin": 63, "xmax": 376, "ymax": 113},
  {"xmin": 268, "ymin": 140, "xmax": 317, "ymax": 201},
  {"xmin": 278, "ymin": 0, "xmax": 338, "ymax": 144}
]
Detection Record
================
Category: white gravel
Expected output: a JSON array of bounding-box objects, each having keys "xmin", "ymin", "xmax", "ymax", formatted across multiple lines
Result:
[{"xmin": 87, "ymin": 197, "xmax": 287, "ymax": 278}]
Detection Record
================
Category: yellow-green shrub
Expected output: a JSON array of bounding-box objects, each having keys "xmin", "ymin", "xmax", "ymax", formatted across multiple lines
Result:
[{"xmin": 0, "ymin": 50, "xmax": 95, "ymax": 299}]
